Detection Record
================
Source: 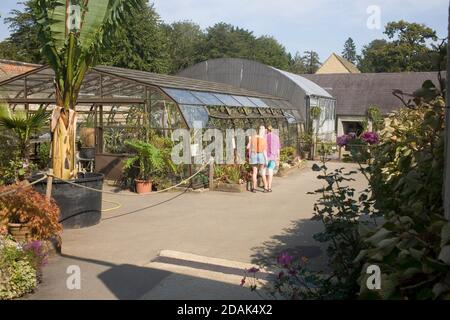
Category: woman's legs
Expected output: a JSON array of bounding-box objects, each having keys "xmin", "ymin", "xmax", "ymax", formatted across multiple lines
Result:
[
  {"xmin": 259, "ymin": 164, "xmax": 268, "ymax": 190},
  {"xmin": 267, "ymin": 169, "xmax": 274, "ymax": 190},
  {"xmin": 252, "ymin": 166, "xmax": 258, "ymax": 190}
]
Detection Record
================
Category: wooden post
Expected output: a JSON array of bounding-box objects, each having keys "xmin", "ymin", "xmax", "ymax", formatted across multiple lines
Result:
[
  {"xmin": 444, "ymin": 2, "xmax": 450, "ymax": 220},
  {"xmin": 209, "ymin": 157, "xmax": 214, "ymax": 190},
  {"xmin": 46, "ymin": 169, "xmax": 53, "ymax": 202}
]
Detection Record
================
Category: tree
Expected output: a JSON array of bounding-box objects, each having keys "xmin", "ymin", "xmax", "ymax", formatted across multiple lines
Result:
[
  {"xmin": 253, "ymin": 36, "xmax": 290, "ymax": 70},
  {"xmin": 33, "ymin": 0, "xmax": 144, "ymax": 179},
  {"xmin": 359, "ymin": 20, "xmax": 444, "ymax": 72},
  {"xmin": 0, "ymin": 1, "xmax": 43, "ymax": 63},
  {"xmin": 98, "ymin": 3, "xmax": 170, "ymax": 73},
  {"xmin": 302, "ymin": 50, "xmax": 321, "ymax": 74},
  {"xmin": 342, "ymin": 37, "xmax": 357, "ymax": 64},
  {"xmin": 288, "ymin": 51, "xmax": 307, "ymax": 74},
  {"xmin": 164, "ymin": 21, "xmax": 206, "ymax": 74}
]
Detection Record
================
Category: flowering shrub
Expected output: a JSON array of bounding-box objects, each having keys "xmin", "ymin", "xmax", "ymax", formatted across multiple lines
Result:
[
  {"xmin": 0, "ymin": 183, "xmax": 62, "ymax": 242},
  {"xmin": 360, "ymin": 132, "xmax": 379, "ymax": 145},
  {"xmin": 336, "ymin": 134, "xmax": 351, "ymax": 147},
  {"xmin": 0, "ymin": 235, "xmax": 47, "ymax": 300}
]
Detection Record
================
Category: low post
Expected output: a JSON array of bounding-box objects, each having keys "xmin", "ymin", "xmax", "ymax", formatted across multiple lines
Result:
[
  {"xmin": 46, "ymin": 169, "xmax": 53, "ymax": 202},
  {"xmin": 209, "ymin": 157, "xmax": 214, "ymax": 190}
]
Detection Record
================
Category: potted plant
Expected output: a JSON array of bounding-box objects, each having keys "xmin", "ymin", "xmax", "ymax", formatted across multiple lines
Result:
[
  {"xmin": 213, "ymin": 164, "xmax": 248, "ymax": 193},
  {"xmin": 79, "ymin": 116, "xmax": 96, "ymax": 159},
  {"xmin": 123, "ymin": 139, "xmax": 169, "ymax": 194},
  {"xmin": 0, "ymin": 183, "xmax": 62, "ymax": 246}
]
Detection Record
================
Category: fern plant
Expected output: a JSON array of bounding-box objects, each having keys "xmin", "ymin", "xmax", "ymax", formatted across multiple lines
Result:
[{"xmin": 123, "ymin": 140, "xmax": 167, "ymax": 181}]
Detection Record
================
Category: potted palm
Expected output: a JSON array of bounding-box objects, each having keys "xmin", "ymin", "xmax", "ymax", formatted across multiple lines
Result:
[{"xmin": 123, "ymin": 140, "xmax": 169, "ymax": 194}]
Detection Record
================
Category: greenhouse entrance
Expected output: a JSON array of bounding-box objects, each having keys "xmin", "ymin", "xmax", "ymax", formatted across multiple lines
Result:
[{"xmin": 0, "ymin": 65, "xmax": 304, "ymax": 182}]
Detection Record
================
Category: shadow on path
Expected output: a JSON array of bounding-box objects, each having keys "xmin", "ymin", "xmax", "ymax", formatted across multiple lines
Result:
[{"xmin": 251, "ymin": 218, "xmax": 329, "ymax": 272}]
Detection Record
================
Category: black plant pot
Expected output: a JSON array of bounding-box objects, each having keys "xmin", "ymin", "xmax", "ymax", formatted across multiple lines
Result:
[
  {"xmin": 32, "ymin": 173, "xmax": 104, "ymax": 229},
  {"xmin": 79, "ymin": 147, "xmax": 96, "ymax": 159}
]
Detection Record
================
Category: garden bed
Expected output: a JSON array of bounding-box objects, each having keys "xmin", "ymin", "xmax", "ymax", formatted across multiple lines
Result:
[
  {"xmin": 212, "ymin": 181, "xmax": 247, "ymax": 193},
  {"xmin": 276, "ymin": 160, "xmax": 308, "ymax": 177}
]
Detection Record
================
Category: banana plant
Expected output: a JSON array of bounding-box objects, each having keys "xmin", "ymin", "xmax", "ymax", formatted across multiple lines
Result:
[{"xmin": 32, "ymin": 0, "xmax": 144, "ymax": 179}]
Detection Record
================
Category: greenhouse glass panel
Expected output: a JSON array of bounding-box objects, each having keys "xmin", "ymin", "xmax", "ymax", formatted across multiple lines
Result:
[
  {"xmin": 213, "ymin": 93, "xmax": 242, "ymax": 106},
  {"xmin": 163, "ymin": 88, "xmax": 202, "ymax": 105},
  {"xmin": 284, "ymin": 111, "xmax": 297, "ymax": 124},
  {"xmin": 207, "ymin": 106, "xmax": 230, "ymax": 118},
  {"xmin": 191, "ymin": 91, "xmax": 223, "ymax": 105},
  {"xmin": 248, "ymin": 97, "xmax": 269, "ymax": 108},
  {"xmin": 179, "ymin": 105, "xmax": 209, "ymax": 128},
  {"xmin": 232, "ymin": 95, "xmax": 258, "ymax": 107},
  {"xmin": 150, "ymin": 101, "xmax": 186, "ymax": 129}
]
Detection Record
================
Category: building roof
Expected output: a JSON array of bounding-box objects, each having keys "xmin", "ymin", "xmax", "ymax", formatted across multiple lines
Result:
[
  {"xmin": 303, "ymin": 72, "xmax": 444, "ymax": 116},
  {"xmin": 0, "ymin": 59, "xmax": 40, "ymax": 82},
  {"xmin": 316, "ymin": 53, "xmax": 361, "ymax": 74},
  {"xmin": 178, "ymin": 58, "xmax": 336, "ymax": 122}
]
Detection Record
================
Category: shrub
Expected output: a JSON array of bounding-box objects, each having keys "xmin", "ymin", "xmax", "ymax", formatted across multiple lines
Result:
[
  {"xmin": 0, "ymin": 236, "xmax": 42, "ymax": 300},
  {"xmin": 0, "ymin": 183, "xmax": 62, "ymax": 242},
  {"xmin": 280, "ymin": 147, "xmax": 296, "ymax": 164},
  {"xmin": 214, "ymin": 164, "xmax": 248, "ymax": 184}
]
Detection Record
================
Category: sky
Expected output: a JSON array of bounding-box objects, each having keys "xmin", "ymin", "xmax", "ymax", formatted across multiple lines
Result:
[{"xmin": 0, "ymin": 0, "xmax": 448, "ymax": 61}]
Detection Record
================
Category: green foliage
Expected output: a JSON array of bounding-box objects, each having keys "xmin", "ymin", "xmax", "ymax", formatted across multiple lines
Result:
[
  {"xmin": 0, "ymin": 1, "xmax": 44, "ymax": 64},
  {"xmin": 0, "ymin": 236, "xmax": 39, "ymax": 300},
  {"xmin": 342, "ymin": 37, "xmax": 357, "ymax": 64},
  {"xmin": 367, "ymin": 106, "xmax": 383, "ymax": 132},
  {"xmin": 308, "ymin": 162, "xmax": 375, "ymax": 299},
  {"xmin": 280, "ymin": 147, "xmax": 296, "ymax": 164},
  {"xmin": 164, "ymin": 21, "xmax": 206, "ymax": 74},
  {"xmin": 358, "ymin": 20, "xmax": 446, "ymax": 72},
  {"xmin": 123, "ymin": 140, "xmax": 165, "ymax": 181},
  {"xmin": 356, "ymin": 85, "xmax": 449, "ymax": 299},
  {"xmin": 98, "ymin": 3, "xmax": 170, "ymax": 73},
  {"xmin": 36, "ymin": 141, "xmax": 50, "ymax": 170},
  {"xmin": 32, "ymin": 0, "xmax": 145, "ymax": 109},
  {"xmin": 214, "ymin": 164, "xmax": 248, "ymax": 184},
  {"xmin": 0, "ymin": 104, "xmax": 49, "ymax": 162}
]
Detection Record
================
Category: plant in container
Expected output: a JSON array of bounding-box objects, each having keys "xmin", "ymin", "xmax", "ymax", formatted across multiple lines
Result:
[
  {"xmin": 123, "ymin": 139, "xmax": 170, "ymax": 194},
  {"xmin": 0, "ymin": 183, "xmax": 62, "ymax": 247}
]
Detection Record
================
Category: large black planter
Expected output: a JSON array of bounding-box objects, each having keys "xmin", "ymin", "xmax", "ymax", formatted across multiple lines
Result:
[{"xmin": 33, "ymin": 173, "xmax": 104, "ymax": 229}]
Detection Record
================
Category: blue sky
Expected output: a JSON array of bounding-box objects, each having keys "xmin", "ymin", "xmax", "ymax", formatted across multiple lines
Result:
[{"xmin": 0, "ymin": 0, "xmax": 448, "ymax": 61}]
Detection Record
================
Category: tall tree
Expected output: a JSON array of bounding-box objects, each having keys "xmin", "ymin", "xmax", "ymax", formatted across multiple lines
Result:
[
  {"xmin": 342, "ymin": 37, "xmax": 357, "ymax": 63},
  {"xmin": 0, "ymin": 1, "xmax": 43, "ymax": 63},
  {"xmin": 33, "ymin": 0, "xmax": 144, "ymax": 179},
  {"xmin": 164, "ymin": 21, "xmax": 205, "ymax": 74},
  {"xmin": 359, "ymin": 20, "xmax": 443, "ymax": 72},
  {"xmin": 288, "ymin": 51, "xmax": 307, "ymax": 74},
  {"xmin": 302, "ymin": 50, "xmax": 321, "ymax": 74},
  {"xmin": 253, "ymin": 36, "xmax": 290, "ymax": 70},
  {"xmin": 98, "ymin": 3, "xmax": 170, "ymax": 73}
]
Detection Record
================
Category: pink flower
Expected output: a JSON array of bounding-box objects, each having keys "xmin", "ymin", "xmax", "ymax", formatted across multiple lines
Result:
[
  {"xmin": 336, "ymin": 134, "xmax": 351, "ymax": 147},
  {"xmin": 361, "ymin": 132, "xmax": 380, "ymax": 145},
  {"xmin": 277, "ymin": 252, "xmax": 293, "ymax": 267}
]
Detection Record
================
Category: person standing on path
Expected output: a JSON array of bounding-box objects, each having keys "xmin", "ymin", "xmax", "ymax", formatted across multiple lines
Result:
[
  {"xmin": 247, "ymin": 125, "xmax": 269, "ymax": 193},
  {"xmin": 265, "ymin": 125, "xmax": 281, "ymax": 192}
]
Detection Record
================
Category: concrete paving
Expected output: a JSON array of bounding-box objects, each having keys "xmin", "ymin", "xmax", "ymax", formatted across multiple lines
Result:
[{"xmin": 27, "ymin": 161, "xmax": 367, "ymax": 300}]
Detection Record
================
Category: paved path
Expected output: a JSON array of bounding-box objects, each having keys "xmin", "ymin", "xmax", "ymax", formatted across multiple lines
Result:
[{"xmin": 29, "ymin": 162, "xmax": 366, "ymax": 300}]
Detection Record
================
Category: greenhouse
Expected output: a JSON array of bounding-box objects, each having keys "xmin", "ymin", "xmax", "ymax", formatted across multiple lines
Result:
[
  {"xmin": 0, "ymin": 65, "xmax": 304, "ymax": 179},
  {"xmin": 179, "ymin": 58, "xmax": 337, "ymax": 140}
]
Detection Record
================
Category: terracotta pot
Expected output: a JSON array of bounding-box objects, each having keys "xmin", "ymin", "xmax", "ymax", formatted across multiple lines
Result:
[
  {"xmin": 8, "ymin": 223, "xmax": 31, "ymax": 243},
  {"xmin": 135, "ymin": 179, "xmax": 152, "ymax": 194},
  {"xmin": 80, "ymin": 127, "xmax": 95, "ymax": 148}
]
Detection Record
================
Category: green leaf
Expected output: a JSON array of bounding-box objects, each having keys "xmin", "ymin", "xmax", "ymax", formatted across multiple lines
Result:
[
  {"xmin": 366, "ymin": 228, "xmax": 391, "ymax": 246},
  {"xmin": 438, "ymin": 246, "xmax": 450, "ymax": 265},
  {"xmin": 441, "ymin": 223, "xmax": 450, "ymax": 247}
]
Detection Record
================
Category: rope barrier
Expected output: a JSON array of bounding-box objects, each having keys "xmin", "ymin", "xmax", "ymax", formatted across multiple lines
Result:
[
  {"xmin": 0, "ymin": 158, "xmax": 212, "ymax": 199},
  {"xmin": 0, "ymin": 175, "xmax": 48, "ymax": 197},
  {"xmin": 48, "ymin": 158, "xmax": 212, "ymax": 196}
]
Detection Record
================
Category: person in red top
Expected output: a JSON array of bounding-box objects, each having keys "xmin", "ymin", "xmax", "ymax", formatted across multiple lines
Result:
[{"xmin": 247, "ymin": 125, "xmax": 269, "ymax": 193}]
